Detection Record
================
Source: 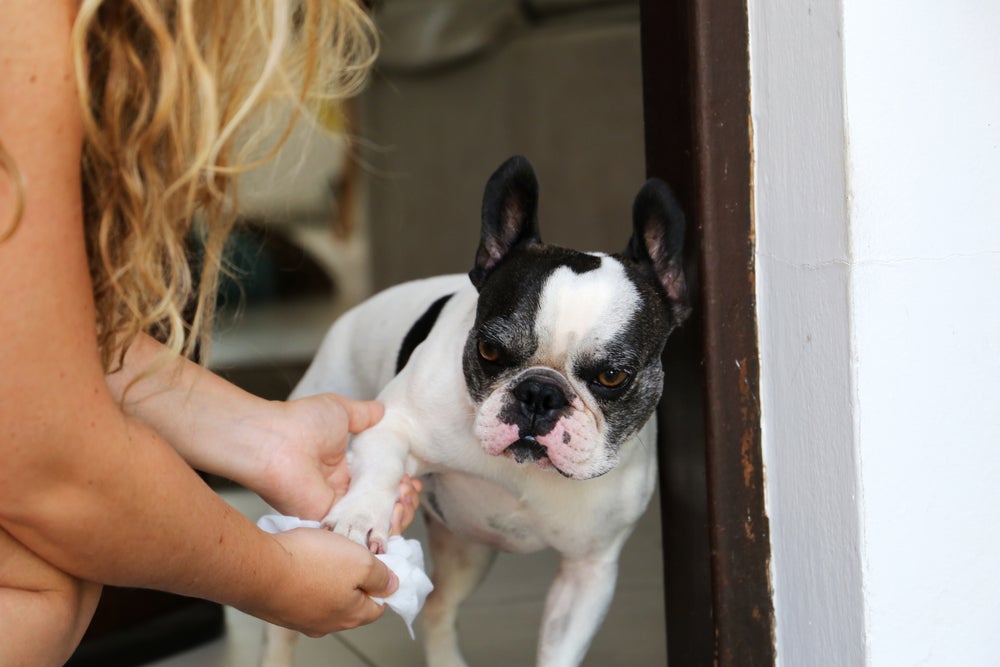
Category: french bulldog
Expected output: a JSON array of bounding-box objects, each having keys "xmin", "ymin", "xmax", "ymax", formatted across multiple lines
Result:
[{"xmin": 262, "ymin": 155, "xmax": 689, "ymax": 667}]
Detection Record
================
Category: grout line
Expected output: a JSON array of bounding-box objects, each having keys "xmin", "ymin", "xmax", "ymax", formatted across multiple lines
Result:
[{"xmin": 332, "ymin": 635, "xmax": 381, "ymax": 667}]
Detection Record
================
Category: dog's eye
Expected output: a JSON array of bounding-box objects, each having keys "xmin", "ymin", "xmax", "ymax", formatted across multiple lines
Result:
[
  {"xmin": 478, "ymin": 340, "xmax": 501, "ymax": 363},
  {"xmin": 596, "ymin": 369, "xmax": 630, "ymax": 389}
]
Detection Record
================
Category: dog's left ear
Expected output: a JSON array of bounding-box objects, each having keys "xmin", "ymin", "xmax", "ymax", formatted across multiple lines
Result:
[
  {"xmin": 469, "ymin": 155, "xmax": 542, "ymax": 290},
  {"xmin": 627, "ymin": 178, "xmax": 691, "ymax": 325}
]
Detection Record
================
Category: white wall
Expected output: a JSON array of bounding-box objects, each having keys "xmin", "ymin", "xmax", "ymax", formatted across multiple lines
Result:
[
  {"xmin": 843, "ymin": 2, "xmax": 1000, "ymax": 664},
  {"xmin": 751, "ymin": 1, "xmax": 1000, "ymax": 665}
]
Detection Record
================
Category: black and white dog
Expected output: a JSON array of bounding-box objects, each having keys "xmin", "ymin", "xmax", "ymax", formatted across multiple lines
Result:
[{"xmin": 264, "ymin": 156, "xmax": 689, "ymax": 667}]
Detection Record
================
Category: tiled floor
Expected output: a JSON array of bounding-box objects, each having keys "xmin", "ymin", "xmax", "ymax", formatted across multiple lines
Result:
[{"xmin": 150, "ymin": 486, "xmax": 668, "ymax": 667}]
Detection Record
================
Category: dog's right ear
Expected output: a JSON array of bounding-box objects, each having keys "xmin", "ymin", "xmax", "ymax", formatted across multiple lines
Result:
[{"xmin": 469, "ymin": 155, "xmax": 541, "ymax": 290}]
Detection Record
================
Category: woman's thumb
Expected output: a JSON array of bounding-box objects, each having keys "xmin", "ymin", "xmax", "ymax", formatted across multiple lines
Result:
[
  {"xmin": 337, "ymin": 396, "xmax": 384, "ymax": 434},
  {"xmin": 361, "ymin": 559, "xmax": 398, "ymax": 598}
]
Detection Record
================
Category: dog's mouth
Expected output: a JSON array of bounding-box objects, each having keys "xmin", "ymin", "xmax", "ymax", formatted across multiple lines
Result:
[
  {"xmin": 505, "ymin": 436, "xmax": 546, "ymax": 463},
  {"xmin": 502, "ymin": 436, "xmax": 570, "ymax": 477}
]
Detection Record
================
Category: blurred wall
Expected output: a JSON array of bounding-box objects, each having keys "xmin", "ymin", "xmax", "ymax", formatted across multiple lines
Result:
[{"xmin": 358, "ymin": 3, "xmax": 646, "ymax": 290}]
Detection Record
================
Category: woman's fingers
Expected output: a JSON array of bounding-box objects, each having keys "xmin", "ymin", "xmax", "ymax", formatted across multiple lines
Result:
[{"xmin": 390, "ymin": 475, "xmax": 423, "ymax": 535}]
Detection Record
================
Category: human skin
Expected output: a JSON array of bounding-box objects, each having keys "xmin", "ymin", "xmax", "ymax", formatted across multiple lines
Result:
[{"xmin": 0, "ymin": 2, "xmax": 413, "ymax": 665}]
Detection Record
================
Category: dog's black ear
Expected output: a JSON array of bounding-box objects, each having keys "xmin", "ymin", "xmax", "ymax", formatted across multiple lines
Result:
[
  {"xmin": 469, "ymin": 155, "xmax": 541, "ymax": 290},
  {"xmin": 627, "ymin": 178, "xmax": 691, "ymax": 325}
]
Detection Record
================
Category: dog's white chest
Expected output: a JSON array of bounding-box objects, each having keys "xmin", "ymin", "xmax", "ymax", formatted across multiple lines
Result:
[
  {"xmin": 417, "ymin": 433, "xmax": 655, "ymax": 559},
  {"xmin": 421, "ymin": 472, "xmax": 551, "ymax": 553}
]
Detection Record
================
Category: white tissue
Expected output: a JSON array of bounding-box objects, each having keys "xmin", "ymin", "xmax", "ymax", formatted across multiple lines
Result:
[
  {"xmin": 257, "ymin": 514, "xmax": 433, "ymax": 638},
  {"xmin": 367, "ymin": 535, "xmax": 435, "ymax": 638},
  {"xmin": 257, "ymin": 514, "xmax": 322, "ymax": 533}
]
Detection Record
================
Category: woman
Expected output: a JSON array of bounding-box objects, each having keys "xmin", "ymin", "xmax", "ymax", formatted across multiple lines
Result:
[{"xmin": 0, "ymin": 1, "xmax": 419, "ymax": 664}]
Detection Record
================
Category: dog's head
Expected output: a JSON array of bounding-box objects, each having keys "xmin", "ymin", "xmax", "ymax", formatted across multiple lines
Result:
[{"xmin": 462, "ymin": 156, "xmax": 690, "ymax": 480}]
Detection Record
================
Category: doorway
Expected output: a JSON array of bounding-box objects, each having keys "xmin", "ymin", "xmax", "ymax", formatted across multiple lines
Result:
[{"xmin": 642, "ymin": 0, "xmax": 775, "ymax": 664}]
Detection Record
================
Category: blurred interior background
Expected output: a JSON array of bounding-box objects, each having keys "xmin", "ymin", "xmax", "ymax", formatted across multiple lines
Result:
[{"xmin": 71, "ymin": 1, "xmax": 669, "ymax": 665}]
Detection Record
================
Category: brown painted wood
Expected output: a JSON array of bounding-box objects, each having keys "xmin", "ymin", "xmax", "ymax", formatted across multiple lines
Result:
[{"xmin": 641, "ymin": 0, "xmax": 775, "ymax": 664}]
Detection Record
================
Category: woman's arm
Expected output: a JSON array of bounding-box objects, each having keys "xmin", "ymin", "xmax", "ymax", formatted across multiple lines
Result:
[
  {"xmin": 107, "ymin": 336, "xmax": 422, "ymax": 530},
  {"xmin": 106, "ymin": 334, "xmax": 378, "ymax": 520},
  {"xmin": 0, "ymin": 0, "xmax": 394, "ymax": 636}
]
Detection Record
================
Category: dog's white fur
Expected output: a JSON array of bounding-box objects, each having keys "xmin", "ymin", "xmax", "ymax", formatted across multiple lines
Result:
[{"xmin": 260, "ymin": 270, "xmax": 658, "ymax": 667}]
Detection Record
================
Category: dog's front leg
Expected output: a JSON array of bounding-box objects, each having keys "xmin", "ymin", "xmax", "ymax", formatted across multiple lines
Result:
[
  {"xmin": 536, "ymin": 553, "xmax": 621, "ymax": 667},
  {"xmin": 322, "ymin": 408, "xmax": 416, "ymax": 553}
]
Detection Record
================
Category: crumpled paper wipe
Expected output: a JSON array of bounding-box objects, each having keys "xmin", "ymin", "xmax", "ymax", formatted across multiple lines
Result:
[{"xmin": 257, "ymin": 514, "xmax": 434, "ymax": 638}]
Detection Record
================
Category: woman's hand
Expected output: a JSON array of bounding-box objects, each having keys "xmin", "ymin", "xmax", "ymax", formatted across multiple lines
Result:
[
  {"xmin": 252, "ymin": 527, "xmax": 398, "ymax": 636},
  {"xmin": 255, "ymin": 393, "xmax": 423, "ymax": 533}
]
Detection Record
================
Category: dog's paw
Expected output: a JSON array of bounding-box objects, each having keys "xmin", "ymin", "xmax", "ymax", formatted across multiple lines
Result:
[{"xmin": 321, "ymin": 492, "xmax": 391, "ymax": 555}]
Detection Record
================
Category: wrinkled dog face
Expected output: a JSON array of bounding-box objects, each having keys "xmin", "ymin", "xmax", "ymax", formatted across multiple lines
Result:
[
  {"xmin": 464, "ymin": 249, "xmax": 670, "ymax": 480},
  {"xmin": 462, "ymin": 157, "xmax": 690, "ymax": 480}
]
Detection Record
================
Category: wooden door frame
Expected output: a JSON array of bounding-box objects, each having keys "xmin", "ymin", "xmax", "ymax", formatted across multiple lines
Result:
[{"xmin": 641, "ymin": 1, "xmax": 775, "ymax": 664}]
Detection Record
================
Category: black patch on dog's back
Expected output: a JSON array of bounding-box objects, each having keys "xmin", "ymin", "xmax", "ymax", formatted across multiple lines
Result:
[{"xmin": 396, "ymin": 293, "xmax": 455, "ymax": 374}]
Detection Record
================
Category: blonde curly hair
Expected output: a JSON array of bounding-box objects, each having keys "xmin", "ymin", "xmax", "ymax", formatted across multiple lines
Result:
[{"xmin": 51, "ymin": 0, "xmax": 375, "ymax": 371}]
